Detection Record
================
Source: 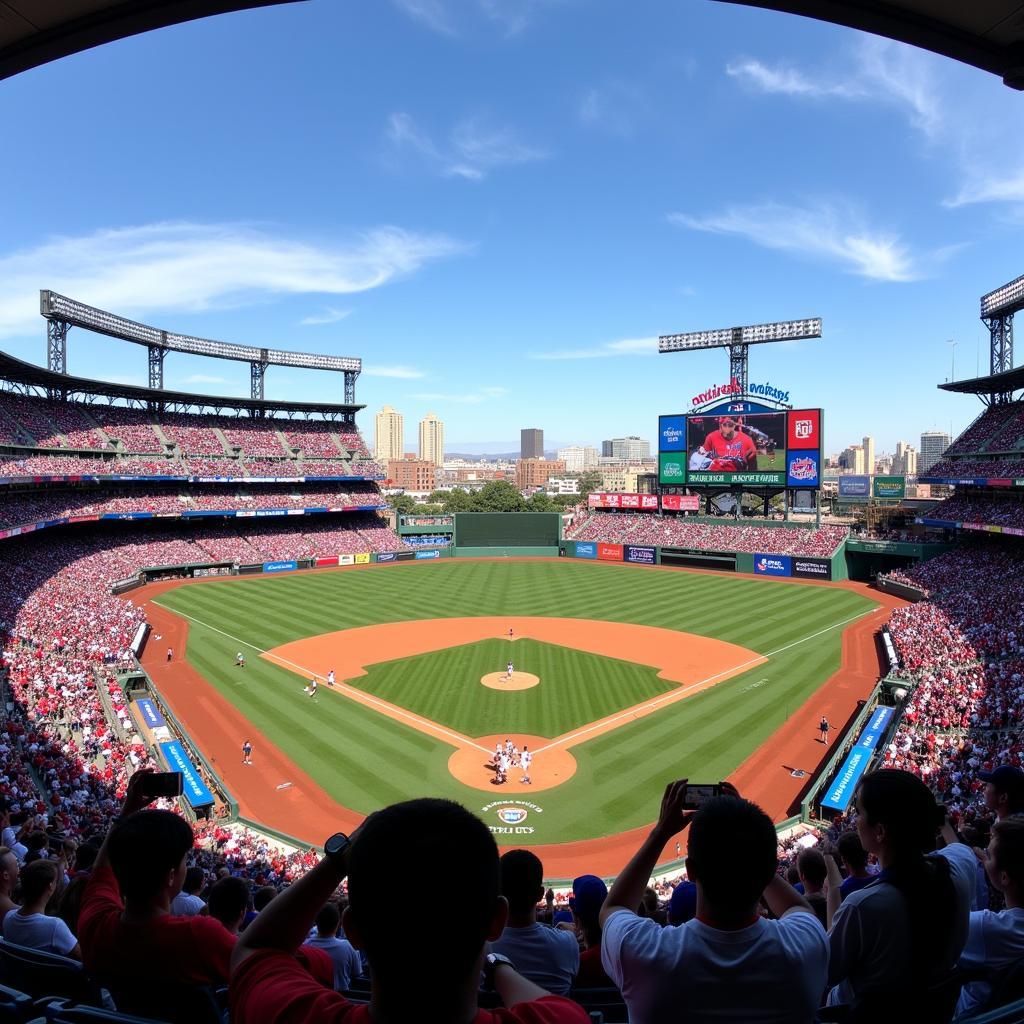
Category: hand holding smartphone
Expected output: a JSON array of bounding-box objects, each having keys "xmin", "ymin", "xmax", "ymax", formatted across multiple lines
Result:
[
  {"xmin": 681, "ymin": 783, "xmax": 723, "ymax": 810},
  {"xmin": 139, "ymin": 771, "xmax": 184, "ymax": 799}
]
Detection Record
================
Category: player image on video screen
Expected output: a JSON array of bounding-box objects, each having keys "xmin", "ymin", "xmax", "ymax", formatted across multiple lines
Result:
[{"xmin": 687, "ymin": 413, "xmax": 787, "ymax": 474}]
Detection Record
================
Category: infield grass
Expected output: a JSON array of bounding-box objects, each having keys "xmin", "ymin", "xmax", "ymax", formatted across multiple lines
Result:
[{"xmin": 156, "ymin": 559, "xmax": 877, "ymax": 845}]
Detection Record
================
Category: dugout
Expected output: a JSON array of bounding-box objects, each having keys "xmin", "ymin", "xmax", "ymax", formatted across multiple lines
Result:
[{"xmin": 453, "ymin": 512, "xmax": 561, "ymax": 557}]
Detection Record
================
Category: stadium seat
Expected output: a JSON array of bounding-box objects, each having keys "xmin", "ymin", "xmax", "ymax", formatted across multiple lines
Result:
[
  {"xmin": 0, "ymin": 982, "xmax": 34, "ymax": 1023},
  {"xmin": 91, "ymin": 978, "xmax": 223, "ymax": 1024},
  {"xmin": 0, "ymin": 940, "xmax": 102, "ymax": 1007},
  {"xmin": 44, "ymin": 1003, "xmax": 171, "ymax": 1024},
  {"xmin": 569, "ymin": 987, "xmax": 627, "ymax": 1023},
  {"xmin": 960, "ymin": 996, "xmax": 1024, "ymax": 1024}
]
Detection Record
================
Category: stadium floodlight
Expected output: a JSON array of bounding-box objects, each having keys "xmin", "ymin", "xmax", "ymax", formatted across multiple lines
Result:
[
  {"xmin": 981, "ymin": 274, "xmax": 1024, "ymax": 319},
  {"xmin": 41, "ymin": 291, "xmax": 163, "ymax": 346},
  {"xmin": 658, "ymin": 317, "xmax": 822, "ymax": 352}
]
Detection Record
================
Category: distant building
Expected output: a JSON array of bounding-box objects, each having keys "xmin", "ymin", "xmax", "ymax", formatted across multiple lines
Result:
[
  {"xmin": 556, "ymin": 445, "xmax": 599, "ymax": 473},
  {"xmin": 374, "ymin": 406, "xmax": 404, "ymax": 464},
  {"xmin": 521, "ymin": 428, "xmax": 544, "ymax": 459},
  {"xmin": 603, "ymin": 436, "xmax": 651, "ymax": 462},
  {"xmin": 598, "ymin": 465, "xmax": 643, "ymax": 492},
  {"xmin": 516, "ymin": 458, "xmax": 565, "ymax": 489},
  {"xmin": 893, "ymin": 441, "xmax": 918, "ymax": 476},
  {"xmin": 601, "ymin": 440, "xmax": 614, "ymax": 458},
  {"xmin": 840, "ymin": 445, "xmax": 865, "ymax": 475},
  {"xmin": 418, "ymin": 412, "xmax": 445, "ymax": 467},
  {"xmin": 547, "ymin": 477, "xmax": 580, "ymax": 495},
  {"xmin": 919, "ymin": 431, "xmax": 950, "ymax": 473},
  {"xmin": 862, "ymin": 436, "xmax": 875, "ymax": 477},
  {"xmin": 388, "ymin": 458, "xmax": 436, "ymax": 491}
]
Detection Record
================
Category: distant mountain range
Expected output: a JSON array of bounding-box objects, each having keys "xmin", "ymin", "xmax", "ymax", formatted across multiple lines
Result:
[{"xmin": 444, "ymin": 442, "xmax": 575, "ymax": 459}]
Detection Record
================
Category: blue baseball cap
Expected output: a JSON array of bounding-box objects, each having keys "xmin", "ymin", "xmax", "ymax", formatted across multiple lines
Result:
[
  {"xmin": 569, "ymin": 874, "xmax": 608, "ymax": 922},
  {"xmin": 668, "ymin": 881, "xmax": 698, "ymax": 925}
]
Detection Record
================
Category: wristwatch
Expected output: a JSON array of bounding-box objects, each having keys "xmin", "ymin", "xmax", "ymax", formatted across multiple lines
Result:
[
  {"xmin": 484, "ymin": 952, "xmax": 516, "ymax": 989},
  {"xmin": 324, "ymin": 832, "xmax": 351, "ymax": 865}
]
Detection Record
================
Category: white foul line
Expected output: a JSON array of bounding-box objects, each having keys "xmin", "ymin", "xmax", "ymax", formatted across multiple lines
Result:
[
  {"xmin": 151, "ymin": 601, "xmax": 492, "ymax": 754},
  {"xmin": 532, "ymin": 607, "xmax": 880, "ymax": 754}
]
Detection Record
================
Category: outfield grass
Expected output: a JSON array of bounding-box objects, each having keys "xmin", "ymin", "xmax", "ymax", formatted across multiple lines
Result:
[
  {"xmin": 346, "ymin": 638, "xmax": 674, "ymax": 738},
  {"xmin": 156, "ymin": 560, "xmax": 877, "ymax": 844}
]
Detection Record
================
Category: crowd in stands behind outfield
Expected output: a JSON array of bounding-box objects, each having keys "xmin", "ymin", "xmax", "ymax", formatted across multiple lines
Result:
[
  {"xmin": 923, "ymin": 457, "xmax": 1024, "ymax": 479},
  {"xmin": 924, "ymin": 495, "xmax": 1024, "ymax": 528},
  {"xmin": 566, "ymin": 511, "xmax": 847, "ymax": 556}
]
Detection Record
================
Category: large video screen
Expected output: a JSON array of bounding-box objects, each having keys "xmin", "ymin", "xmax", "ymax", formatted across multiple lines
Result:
[{"xmin": 658, "ymin": 408, "xmax": 822, "ymax": 488}]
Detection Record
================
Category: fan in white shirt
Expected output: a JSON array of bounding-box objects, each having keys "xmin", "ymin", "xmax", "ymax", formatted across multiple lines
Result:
[{"xmin": 2, "ymin": 859, "xmax": 80, "ymax": 960}]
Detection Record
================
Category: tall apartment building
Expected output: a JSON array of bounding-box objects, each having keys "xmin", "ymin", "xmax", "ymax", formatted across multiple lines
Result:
[
  {"xmin": 521, "ymin": 428, "xmax": 544, "ymax": 459},
  {"xmin": 919, "ymin": 431, "xmax": 951, "ymax": 474},
  {"xmin": 374, "ymin": 405, "xmax": 404, "ymax": 464},
  {"xmin": 608, "ymin": 436, "xmax": 651, "ymax": 462},
  {"xmin": 601, "ymin": 440, "xmax": 614, "ymax": 458},
  {"xmin": 387, "ymin": 458, "xmax": 436, "ymax": 491},
  {"xmin": 418, "ymin": 412, "xmax": 445, "ymax": 467},
  {"xmin": 862, "ymin": 436, "xmax": 875, "ymax": 477},
  {"xmin": 515, "ymin": 458, "xmax": 565, "ymax": 489},
  {"xmin": 894, "ymin": 441, "xmax": 918, "ymax": 476},
  {"xmin": 556, "ymin": 445, "xmax": 599, "ymax": 473},
  {"xmin": 841, "ymin": 445, "xmax": 865, "ymax": 475}
]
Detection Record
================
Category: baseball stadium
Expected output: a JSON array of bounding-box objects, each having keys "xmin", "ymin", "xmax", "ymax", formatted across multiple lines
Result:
[{"xmin": 2, "ymin": 3, "xmax": 1024, "ymax": 1023}]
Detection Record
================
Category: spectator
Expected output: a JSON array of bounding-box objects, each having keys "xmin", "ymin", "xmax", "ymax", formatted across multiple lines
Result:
[
  {"xmin": 667, "ymin": 881, "xmax": 697, "ymax": 925},
  {"xmin": 981, "ymin": 766, "xmax": 1024, "ymax": 822},
  {"xmin": 796, "ymin": 848, "xmax": 828, "ymax": 928},
  {"xmin": 568, "ymin": 874, "xmax": 614, "ymax": 988},
  {"xmin": 490, "ymin": 849, "xmax": 580, "ymax": 996},
  {"xmin": 956, "ymin": 816, "xmax": 1024, "ymax": 1016},
  {"xmin": 305, "ymin": 901, "xmax": 362, "ymax": 991},
  {"xmin": 1, "ymin": 812, "xmax": 28, "ymax": 864},
  {"xmin": 641, "ymin": 886, "xmax": 665, "ymax": 924},
  {"xmin": 3, "ymin": 858, "xmax": 80, "ymax": 959},
  {"xmin": 207, "ymin": 876, "xmax": 250, "ymax": 936},
  {"xmin": 230, "ymin": 799, "xmax": 589, "ymax": 1023},
  {"xmin": 0, "ymin": 845, "xmax": 19, "ymax": 919},
  {"xmin": 600, "ymin": 780, "xmax": 827, "ymax": 1024},
  {"xmin": 78, "ymin": 771, "xmax": 235, "ymax": 986},
  {"xmin": 836, "ymin": 832, "xmax": 874, "ymax": 900},
  {"xmin": 826, "ymin": 769, "xmax": 977, "ymax": 1012},
  {"xmin": 170, "ymin": 866, "xmax": 206, "ymax": 916}
]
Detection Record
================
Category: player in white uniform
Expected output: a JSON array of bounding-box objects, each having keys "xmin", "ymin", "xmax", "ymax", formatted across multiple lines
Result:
[
  {"xmin": 498, "ymin": 752, "xmax": 510, "ymax": 784},
  {"xmin": 520, "ymin": 746, "xmax": 532, "ymax": 785},
  {"xmin": 505, "ymin": 660, "xmax": 514, "ymax": 681},
  {"xmin": 327, "ymin": 670, "xmax": 335, "ymax": 687},
  {"xmin": 235, "ymin": 652, "xmax": 245, "ymax": 667},
  {"xmin": 304, "ymin": 678, "xmax": 318, "ymax": 697}
]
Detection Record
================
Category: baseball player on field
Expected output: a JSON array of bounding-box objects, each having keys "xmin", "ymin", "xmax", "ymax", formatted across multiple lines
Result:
[
  {"xmin": 520, "ymin": 746, "xmax": 532, "ymax": 785},
  {"xmin": 505, "ymin": 660, "xmax": 514, "ymax": 681},
  {"xmin": 689, "ymin": 415, "xmax": 758, "ymax": 472},
  {"xmin": 327, "ymin": 669, "xmax": 335, "ymax": 687}
]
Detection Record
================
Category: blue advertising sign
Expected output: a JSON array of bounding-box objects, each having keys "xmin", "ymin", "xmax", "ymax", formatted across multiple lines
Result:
[
  {"xmin": 376, "ymin": 552, "xmax": 397, "ymax": 562},
  {"xmin": 263, "ymin": 560, "xmax": 298, "ymax": 573},
  {"xmin": 786, "ymin": 451, "xmax": 820, "ymax": 489},
  {"xmin": 753, "ymin": 554, "xmax": 792, "ymax": 577},
  {"xmin": 415, "ymin": 550, "xmax": 440, "ymax": 559},
  {"xmin": 821, "ymin": 706, "xmax": 895, "ymax": 812},
  {"xmin": 624, "ymin": 545, "xmax": 656, "ymax": 565},
  {"xmin": 136, "ymin": 699, "xmax": 166, "ymax": 730},
  {"xmin": 838, "ymin": 475, "xmax": 870, "ymax": 498},
  {"xmin": 158, "ymin": 741, "xmax": 215, "ymax": 808},
  {"xmin": 575, "ymin": 542, "xmax": 597, "ymax": 559},
  {"xmin": 658, "ymin": 415, "xmax": 687, "ymax": 452}
]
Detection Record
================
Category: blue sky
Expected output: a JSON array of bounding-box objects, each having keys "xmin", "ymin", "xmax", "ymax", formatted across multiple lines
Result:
[{"xmin": 1, "ymin": 0, "xmax": 1022, "ymax": 454}]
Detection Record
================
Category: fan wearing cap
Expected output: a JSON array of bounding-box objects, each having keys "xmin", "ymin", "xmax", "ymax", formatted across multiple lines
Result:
[
  {"xmin": 981, "ymin": 766, "xmax": 1024, "ymax": 822},
  {"xmin": 568, "ymin": 875, "xmax": 613, "ymax": 988},
  {"xmin": 690, "ymin": 417, "xmax": 757, "ymax": 474}
]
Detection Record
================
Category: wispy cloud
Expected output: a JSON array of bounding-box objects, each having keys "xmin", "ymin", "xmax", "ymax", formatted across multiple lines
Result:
[
  {"xmin": 182, "ymin": 373, "xmax": 228, "ymax": 384},
  {"xmin": 300, "ymin": 307, "xmax": 352, "ymax": 326},
  {"xmin": 393, "ymin": 0, "xmax": 563, "ymax": 37},
  {"xmin": 386, "ymin": 113, "xmax": 546, "ymax": 180},
  {"xmin": 579, "ymin": 80, "xmax": 648, "ymax": 138},
  {"xmin": 391, "ymin": 0, "xmax": 455, "ymax": 35},
  {"xmin": 363, "ymin": 365, "xmax": 426, "ymax": 379},
  {"xmin": 726, "ymin": 59, "xmax": 864, "ymax": 100},
  {"xmin": 0, "ymin": 222, "xmax": 466, "ymax": 339},
  {"xmin": 410, "ymin": 386, "xmax": 507, "ymax": 404},
  {"xmin": 947, "ymin": 172, "xmax": 1024, "ymax": 208},
  {"xmin": 530, "ymin": 336, "xmax": 658, "ymax": 360},
  {"xmin": 669, "ymin": 202, "xmax": 922, "ymax": 282}
]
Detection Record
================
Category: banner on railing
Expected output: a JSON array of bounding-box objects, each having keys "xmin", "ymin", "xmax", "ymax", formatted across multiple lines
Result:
[
  {"xmin": 820, "ymin": 706, "xmax": 895, "ymax": 813},
  {"xmin": 158, "ymin": 741, "xmax": 215, "ymax": 808}
]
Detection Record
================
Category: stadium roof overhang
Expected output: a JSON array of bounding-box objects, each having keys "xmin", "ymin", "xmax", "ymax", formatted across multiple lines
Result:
[
  {"xmin": 939, "ymin": 365, "xmax": 1024, "ymax": 395},
  {"xmin": 0, "ymin": 0, "xmax": 305, "ymax": 82},
  {"xmin": 713, "ymin": 1, "xmax": 1024, "ymax": 89},
  {"xmin": 0, "ymin": 350, "xmax": 363, "ymax": 416}
]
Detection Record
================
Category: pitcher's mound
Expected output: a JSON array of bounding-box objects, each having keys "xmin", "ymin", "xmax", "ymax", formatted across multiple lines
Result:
[{"xmin": 482, "ymin": 671, "xmax": 539, "ymax": 691}]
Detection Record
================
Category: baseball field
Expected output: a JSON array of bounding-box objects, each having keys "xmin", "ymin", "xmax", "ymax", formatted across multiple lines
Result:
[{"xmin": 142, "ymin": 558, "xmax": 890, "ymax": 873}]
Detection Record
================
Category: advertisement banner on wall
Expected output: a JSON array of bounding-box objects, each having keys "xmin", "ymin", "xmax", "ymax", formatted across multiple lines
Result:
[
  {"xmin": 792, "ymin": 557, "xmax": 832, "ymax": 580},
  {"xmin": 838, "ymin": 475, "xmax": 870, "ymax": 498},
  {"xmin": 575, "ymin": 542, "xmax": 597, "ymax": 559},
  {"xmin": 354, "ymin": 553, "xmax": 371, "ymax": 564},
  {"xmin": 659, "ymin": 453, "xmax": 687, "ymax": 486},
  {"xmin": 624, "ymin": 545, "xmax": 656, "ymax": 564},
  {"xmin": 263, "ymin": 560, "xmax": 298, "ymax": 573},
  {"xmin": 376, "ymin": 552, "xmax": 397, "ymax": 562},
  {"xmin": 415, "ymin": 550, "xmax": 441, "ymax": 559},
  {"xmin": 395, "ymin": 550, "xmax": 416, "ymax": 561},
  {"xmin": 314, "ymin": 556, "xmax": 339, "ymax": 567},
  {"xmin": 661, "ymin": 494, "xmax": 700, "ymax": 512},
  {"xmin": 787, "ymin": 409, "xmax": 821, "ymax": 450},
  {"xmin": 589, "ymin": 493, "xmax": 659, "ymax": 510},
  {"xmin": 339, "ymin": 554, "xmax": 355, "ymax": 565},
  {"xmin": 598, "ymin": 543, "xmax": 624, "ymax": 561},
  {"xmin": 821, "ymin": 706, "xmax": 895, "ymax": 812},
  {"xmin": 786, "ymin": 451, "xmax": 820, "ymax": 489},
  {"xmin": 159, "ymin": 741, "xmax": 215, "ymax": 809},
  {"xmin": 753, "ymin": 554, "xmax": 792, "ymax": 577},
  {"xmin": 658, "ymin": 415, "xmax": 688, "ymax": 451},
  {"xmin": 873, "ymin": 476, "xmax": 906, "ymax": 500}
]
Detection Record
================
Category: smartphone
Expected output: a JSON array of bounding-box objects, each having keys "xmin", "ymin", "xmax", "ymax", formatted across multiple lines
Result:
[
  {"xmin": 682, "ymin": 784, "xmax": 722, "ymax": 810},
  {"xmin": 141, "ymin": 772, "xmax": 184, "ymax": 798}
]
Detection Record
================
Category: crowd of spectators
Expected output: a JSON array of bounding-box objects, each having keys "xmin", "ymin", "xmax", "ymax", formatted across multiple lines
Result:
[
  {"xmin": 923, "ymin": 457, "xmax": 1024, "ymax": 480},
  {"xmin": 923, "ymin": 495, "xmax": 1024, "ymax": 529},
  {"xmin": 943, "ymin": 403, "xmax": 1024, "ymax": 458},
  {"xmin": 565, "ymin": 511, "xmax": 848, "ymax": 556}
]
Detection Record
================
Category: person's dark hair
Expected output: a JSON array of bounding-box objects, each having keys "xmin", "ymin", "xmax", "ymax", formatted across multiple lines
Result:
[
  {"xmin": 18, "ymin": 858, "xmax": 59, "ymax": 904},
  {"xmin": 347, "ymin": 799, "xmax": 499, "ymax": 992},
  {"xmin": 24, "ymin": 832, "xmax": 48, "ymax": 853},
  {"xmin": 686, "ymin": 796, "xmax": 777, "ymax": 916},
  {"xmin": 316, "ymin": 901, "xmax": 341, "ymax": 936},
  {"xmin": 207, "ymin": 876, "xmax": 249, "ymax": 928},
  {"xmin": 856, "ymin": 769, "xmax": 953, "ymax": 979},
  {"xmin": 106, "ymin": 810, "xmax": 194, "ymax": 903},
  {"xmin": 837, "ymin": 830, "xmax": 868, "ymax": 872},
  {"xmin": 798, "ymin": 848, "xmax": 827, "ymax": 888},
  {"xmin": 182, "ymin": 866, "xmax": 205, "ymax": 895},
  {"xmin": 253, "ymin": 885, "xmax": 277, "ymax": 911},
  {"xmin": 500, "ymin": 849, "xmax": 544, "ymax": 917},
  {"xmin": 992, "ymin": 818, "xmax": 1024, "ymax": 889}
]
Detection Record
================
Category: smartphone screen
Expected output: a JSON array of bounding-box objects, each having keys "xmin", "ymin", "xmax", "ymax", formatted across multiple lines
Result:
[
  {"xmin": 682, "ymin": 784, "xmax": 721, "ymax": 810},
  {"xmin": 143, "ymin": 771, "xmax": 184, "ymax": 798}
]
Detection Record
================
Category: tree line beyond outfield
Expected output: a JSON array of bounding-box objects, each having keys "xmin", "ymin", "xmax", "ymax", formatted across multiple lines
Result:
[{"xmin": 390, "ymin": 478, "xmax": 600, "ymax": 517}]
